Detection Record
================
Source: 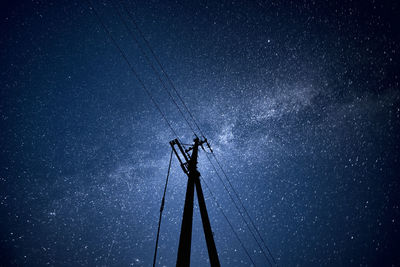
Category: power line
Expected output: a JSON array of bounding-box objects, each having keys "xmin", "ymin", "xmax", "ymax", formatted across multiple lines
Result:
[
  {"xmin": 88, "ymin": 1, "xmax": 275, "ymax": 264},
  {"xmin": 118, "ymin": 0, "xmax": 206, "ymax": 137},
  {"xmin": 84, "ymin": 0, "xmax": 179, "ymax": 139},
  {"xmin": 204, "ymin": 153, "xmax": 273, "ymax": 266},
  {"xmin": 118, "ymin": 1, "xmax": 276, "ymax": 264},
  {"xmin": 110, "ymin": 0, "xmax": 198, "ymax": 136},
  {"xmin": 201, "ymin": 176, "xmax": 257, "ymax": 267},
  {"xmin": 211, "ymin": 154, "xmax": 277, "ymax": 265}
]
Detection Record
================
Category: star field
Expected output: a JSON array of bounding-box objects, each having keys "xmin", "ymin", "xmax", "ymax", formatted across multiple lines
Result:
[{"xmin": 1, "ymin": 0, "xmax": 399, "ymax": 266}]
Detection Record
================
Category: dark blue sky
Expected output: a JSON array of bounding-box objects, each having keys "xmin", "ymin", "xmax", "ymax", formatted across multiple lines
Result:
[{"xmin": 1, "ymin": 0, "xmax": 399, "ymax": 266}]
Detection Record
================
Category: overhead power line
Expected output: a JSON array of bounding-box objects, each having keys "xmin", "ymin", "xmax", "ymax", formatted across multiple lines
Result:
[
  {"xmin": 118, "ymin": 0, "xmax": 206, "ymax": 137},
  {"xmin": 86, "ymin": 0, "xmax": 275, "ymax": 265},
  {"xmin": 84, "ymin": 0, "xmax": 179, "ymax": 139},
  {"xmin": 211, "ymin": 154, "xmax": 277, "ymax": 265},
  {"xmin": 204, "ymin": 153, "xmax": 273, "ymax": 266},
  {"xmin": 201, "ymin": 176, "xmax": 257, "ymax": 267},
  {"xmin": 115, "ymin": 1, "xmax": 276, "ymax": 265},
  {"xmin": 111, "ymin": 0, "xmax": 198, "ymax": 136}
]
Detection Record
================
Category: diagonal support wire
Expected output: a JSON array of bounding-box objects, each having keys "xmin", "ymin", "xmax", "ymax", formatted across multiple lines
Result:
[{"xmin": 153, "ymin": 149, "xmax": 174, "ymax": 267}]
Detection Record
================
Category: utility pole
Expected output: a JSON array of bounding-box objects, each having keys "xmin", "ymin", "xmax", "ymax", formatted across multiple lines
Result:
[{"xmin": 170, "ymin": 137, "xmax": 220, "ymax": 267}]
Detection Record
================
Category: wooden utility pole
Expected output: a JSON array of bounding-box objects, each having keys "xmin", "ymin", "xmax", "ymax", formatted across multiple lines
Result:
[{"xmin": 170, "ymin": 137, "xmax": 220, "ymax": 267}]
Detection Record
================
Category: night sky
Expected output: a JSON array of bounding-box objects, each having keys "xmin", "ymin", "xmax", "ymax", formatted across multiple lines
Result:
[{"xmin": 1, "ymin": 0, "xmax": 400, "ymax": 266}]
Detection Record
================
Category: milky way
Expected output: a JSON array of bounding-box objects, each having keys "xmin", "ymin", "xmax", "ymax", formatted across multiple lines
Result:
[{"xmin": 1, "ymin": 0, "xmax": 399, "ymax": 266}]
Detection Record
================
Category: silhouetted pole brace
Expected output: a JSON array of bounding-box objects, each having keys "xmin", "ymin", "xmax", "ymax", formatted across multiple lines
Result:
[{"xmin": 170, "ymin": 137, "xmax": 220, "ymax": 267}]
